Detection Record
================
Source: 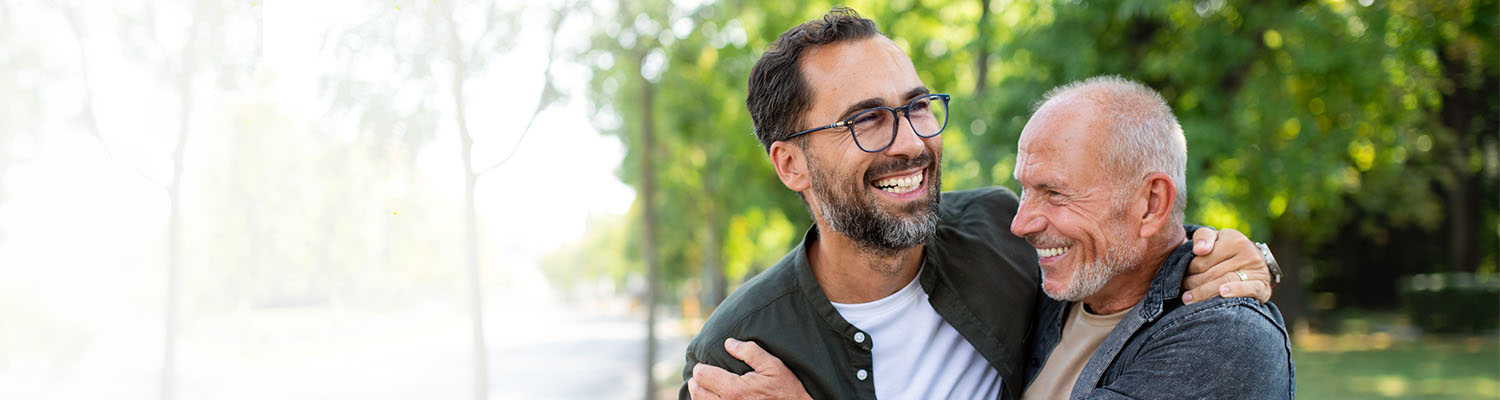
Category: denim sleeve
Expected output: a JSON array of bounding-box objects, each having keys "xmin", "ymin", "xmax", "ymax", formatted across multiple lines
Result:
[{"xmin": 1083, "ymin": 299, "xmax": 1295, "ymax": 399}]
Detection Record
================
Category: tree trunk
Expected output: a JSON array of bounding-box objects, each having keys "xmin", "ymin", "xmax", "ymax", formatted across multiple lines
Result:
[
  {"xmin": 974, "ymin": 0, "xmax": 991, "ymax": 98},
  {"xmin": 450, "ymin": 17, "xmax": 489, "ymax": 398},
  {"xmin": 701, "ymin": 214, "xmax": 726, "ymax": 315},
  {"xmin": 639, "ymin": 59, "xmax": 661, "ymax": 400},
  {"xmin": 1434, "ymin": 36, "xmax": 1494, "ymax": 273},
  {"xmin": 701, "ymin": 173, "xmax": 725, "ymax": 315},
  {"xmin": 1270, "ymin": 228, "xmax": 1312, "ymax": 333},
  {"xmin": 161, "ymin": 189, "xmax": 179, "ymax": 400},
  {"xmin": 161, "ymin": 87, "xmax": 190, "ymax": 400},
  {"xmin": 972, "ymin": 0, "xmax": 997, "ymax": 185},
  {"xmin": 462, "ymin": 163, "xmax": 487, "ymax": 400},
  {"xmin": 1446, "ymin": 172, "xmax": 1478, "ymax": 272}
]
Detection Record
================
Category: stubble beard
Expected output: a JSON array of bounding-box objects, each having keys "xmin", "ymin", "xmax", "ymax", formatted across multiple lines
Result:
[{"xmin": 805, "ymin": 150, "xmax": 941, "ymax": 262}]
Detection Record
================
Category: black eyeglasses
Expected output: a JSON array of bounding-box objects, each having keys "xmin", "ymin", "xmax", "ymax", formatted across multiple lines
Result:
[{"xmin": 783, "ymin": 93, "xmax": 951, "ymax": 153}]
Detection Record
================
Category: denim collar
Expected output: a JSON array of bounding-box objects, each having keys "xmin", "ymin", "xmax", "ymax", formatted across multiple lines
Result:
[
  {"xmin": 1069, "ymin": 241, "xmax": 1196, "ymax": 399},
  {"xmin": 1134, "ymin": 242, "xmax": 1196, "ymax": 322}
]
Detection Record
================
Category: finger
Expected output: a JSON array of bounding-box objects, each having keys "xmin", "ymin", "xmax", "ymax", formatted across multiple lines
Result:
[
  {"xmin": 691, "ymin": 363, "xmax": 742, "ymax": 394},
  {"xmin": 1189, "ymin": 228, "xmax": 1252, "ymax": 274},
  {"xmin": 1184, "ymin": 269, "xmax": 1236, "ymax": 304},
  {"xmin": 1190, "ymin": 226, "xmax": 1217, "ymax": 257},
  {"xmin": 725, "ymin": 338, "xmax": 788, "ymax": 374},
  {"xmin": 1186, "ymin": 241, "xmax": 1234, "ymax": 277},
  {"xmin": 1219, "ymin": 280, "xmax": 1272, "ymax": 303},
  {"xmin": 1185, "ymin": 231, "xmax": 1256, "ymax": 283},
  {"xmin": 1183, "ymin": 269, "xmax": 1266, "ymax": 304},
  {"xmin": 1183, "ymin": 254, "xmax": 1241, "ymax": 291},
  {"xmin": 688, "ymin": 378, "xmax": 725, "ymax": 400},
  {"xmin": 1214, "ymin": 229, "xmax": 1254, "ymax": 255}
]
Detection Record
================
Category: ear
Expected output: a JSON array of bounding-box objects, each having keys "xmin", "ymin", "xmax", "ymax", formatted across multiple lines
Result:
[
  {"xmin": 1137, "ymin": 172, "xmax": 1177, "ymax": 239},
  {"xmin": 769, "ymin": 141, "xmax": 811, "ymax": 192}
]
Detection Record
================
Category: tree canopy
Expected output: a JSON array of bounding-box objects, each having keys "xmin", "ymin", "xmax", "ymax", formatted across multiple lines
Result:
[{"xmin": 553, "ymin": 0, "xmax": 1498, "ymax": 324}]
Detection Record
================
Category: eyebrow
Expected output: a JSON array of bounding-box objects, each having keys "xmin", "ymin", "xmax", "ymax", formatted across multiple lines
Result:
[{"xmin": 835, "ymin": 86, "xmax": 932, "ymax": 119}]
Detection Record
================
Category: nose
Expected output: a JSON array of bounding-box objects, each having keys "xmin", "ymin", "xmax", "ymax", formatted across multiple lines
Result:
[
  {"xmin": 1010, "ymin": 196, "xmax": 1045, "ymax": 239},
  {"xmin": 882, "ymin": 111, "xmax": 925, "ymax": 159}
]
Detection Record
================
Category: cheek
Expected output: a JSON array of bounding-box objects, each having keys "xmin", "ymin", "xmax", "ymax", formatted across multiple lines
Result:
[
  {"xmin": 1052, "ymin": 209, "xmax": 1098, "ymax": 244},
  {"xmin": 925, "ymin": 136, "xmax": 943, "ymax": 155},
  {"xmin": 1069, "ymin": 213, "xmax": 1116, "ymax": 253}
]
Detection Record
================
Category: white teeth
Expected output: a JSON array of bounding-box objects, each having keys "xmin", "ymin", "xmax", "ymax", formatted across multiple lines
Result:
[
  {"xmin": 1036, "ymin": 246, "xmax": 1071, "ymax": 258},
  {"xmin": 874, "ymin": 173, "xmax": 923, "ymax": 194}
]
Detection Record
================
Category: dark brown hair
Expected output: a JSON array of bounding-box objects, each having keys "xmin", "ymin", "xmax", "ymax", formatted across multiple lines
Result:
[{"xmin": 747, "ymin": 7, "xmax": 881, "ymax": 152}]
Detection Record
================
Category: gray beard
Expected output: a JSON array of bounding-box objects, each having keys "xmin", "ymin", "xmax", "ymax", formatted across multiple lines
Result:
[
  {"xmin": 805, "ymin": 152, "xmax": 941, "ymax": 257},
  {"xmin": 1039, "ymin": 213, "xmax": 1146, "ymax": 302}
]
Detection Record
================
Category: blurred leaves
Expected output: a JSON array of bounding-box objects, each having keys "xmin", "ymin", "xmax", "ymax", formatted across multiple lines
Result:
[{"xmin": 559, "ymin": 0, "xmax": 1499, "ymax": 316}]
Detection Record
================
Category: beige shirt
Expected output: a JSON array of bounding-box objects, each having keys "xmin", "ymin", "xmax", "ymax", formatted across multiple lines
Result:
[{"xmin": 1021, "ymin": 302, "xmax": 1130, "ymax": 400}]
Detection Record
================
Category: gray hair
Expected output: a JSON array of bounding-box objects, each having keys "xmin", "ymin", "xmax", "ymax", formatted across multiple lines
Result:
[{"xmin": 1037, "ymin": 76, "xmax": 1187, "ymax": 223}]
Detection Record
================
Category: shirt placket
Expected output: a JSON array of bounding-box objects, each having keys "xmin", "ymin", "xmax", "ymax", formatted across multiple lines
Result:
[{"xmin": 846, "ymin": 326, "xmax": 876, "ymax": 398}]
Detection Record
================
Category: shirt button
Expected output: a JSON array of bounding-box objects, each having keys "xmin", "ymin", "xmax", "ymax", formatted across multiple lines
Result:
[
  {"xmin": 857, "ymin": 369, "xmax": 868, "ymax": 381},
  {"xmin": 854, "ymin": 332, "xmax": 866, "ymax": 343}
]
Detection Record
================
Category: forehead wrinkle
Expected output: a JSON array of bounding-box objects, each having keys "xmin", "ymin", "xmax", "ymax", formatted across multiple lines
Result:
[{"xmin": 801, "ymin": 36, "xmax": 922, "ymax": 123}]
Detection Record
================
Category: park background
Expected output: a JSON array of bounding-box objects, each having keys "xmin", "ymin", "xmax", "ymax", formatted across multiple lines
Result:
[{"xmin": 0, "ymin": 0, "xmax": 1495, "ymax": 399}]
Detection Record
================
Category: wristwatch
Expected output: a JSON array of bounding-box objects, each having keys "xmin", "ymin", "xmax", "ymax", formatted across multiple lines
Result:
[{"xmin": 1255, "ymin": 242, "xmax": 1282, "ymax": 287}]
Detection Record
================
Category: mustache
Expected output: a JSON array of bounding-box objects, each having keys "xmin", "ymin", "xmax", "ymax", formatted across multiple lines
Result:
[
  {"xmin": 1025, "ymin": 233, "xmax": 1071, "ymax": 248},
  {"xmin": 865, "ymin": 151, "xmax": 935, "ymax": 181}
]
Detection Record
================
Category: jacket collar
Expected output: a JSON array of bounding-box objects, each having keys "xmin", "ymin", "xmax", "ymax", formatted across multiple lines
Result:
[
  {"xmin": 1069, "ymin": 242, "xmax": 1196, "ymax": 399},
  {"xmin": 790, "ymin": 226, "xmax": 874, "ymax": 352},
  {"xmin": 1135, "ymin": 242, "xmax": 1195, "ymax": 322}
]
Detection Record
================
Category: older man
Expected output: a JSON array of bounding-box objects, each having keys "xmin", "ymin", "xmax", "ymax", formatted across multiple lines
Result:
[
  {"xmin": 1013, "ymin": 76, "xmax": 1294, "ymax": 399},
  {"xmin": 681, "ymin": 8, "xmax": 1279, "ymax": 400}
]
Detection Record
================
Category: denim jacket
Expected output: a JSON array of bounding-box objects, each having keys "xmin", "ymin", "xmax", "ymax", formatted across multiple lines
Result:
[{"xmin": 1022, "ymin": 243, "xmax": 1296, "ymax": 399}]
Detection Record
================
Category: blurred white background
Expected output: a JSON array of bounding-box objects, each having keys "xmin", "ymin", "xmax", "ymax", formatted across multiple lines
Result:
[{"xmin": 0, "ymin": 0, "xmax": 682, "ymax": 398}]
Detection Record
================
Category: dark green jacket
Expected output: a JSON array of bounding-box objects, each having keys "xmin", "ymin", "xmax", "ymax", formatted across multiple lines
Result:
[{"xmin": 679, "ymin": 187, "xmax": 1041, "ymax": 399}]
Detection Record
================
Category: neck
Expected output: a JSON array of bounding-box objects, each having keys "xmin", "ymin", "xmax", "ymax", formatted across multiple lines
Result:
[
  {"xmin": 1081, "ymin": 236, "xmax": 1184, "ymax": 314},
  {"xmin": 808, "ymin": 225, "xmax": 924, "ymax": 304}
]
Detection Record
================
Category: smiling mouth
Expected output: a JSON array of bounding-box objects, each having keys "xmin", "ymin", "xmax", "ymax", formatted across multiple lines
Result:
[
  {"xmin": 1036, "ymin": 245, "xmax": 1071, "ymax": 259},
  {"xmin": 871, "ymin": 169, "xmax": 924, "ymax": 194}
]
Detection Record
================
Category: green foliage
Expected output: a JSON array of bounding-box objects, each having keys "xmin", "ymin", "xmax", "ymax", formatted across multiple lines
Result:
[
  {"xmin": 975, "ymin": 0, "xmax": 1497, "ymax": 247},
  {"xmin": 582, "ymin": 0, "xmax": 818, "ymax": 304},
  {"xmin": 578, "ymin": 0, "xmax": 1500, "ymax": 311}
]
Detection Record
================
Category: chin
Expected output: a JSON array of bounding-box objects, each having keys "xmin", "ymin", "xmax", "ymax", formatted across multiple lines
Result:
[{"xmin": 1040, "ymin": 279, "xmax": 1069, "ymax": 300}]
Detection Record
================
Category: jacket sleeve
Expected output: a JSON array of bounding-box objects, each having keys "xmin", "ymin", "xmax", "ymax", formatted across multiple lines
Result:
[
  {"xmin": 678, "ymin": 339, "xmax": 698, "ymax": 400},
  {"xmin": 1082, "ymin": 300, "xmax": 1295, "ymax": 399},
  {"xmin": 678, "ymin": 330, "xmax": 757, "ymax": 399}
]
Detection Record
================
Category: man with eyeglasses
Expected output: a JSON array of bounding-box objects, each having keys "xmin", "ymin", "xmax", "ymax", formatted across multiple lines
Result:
[{"xmin": 679, "ymin": 8, "xmax": 1278, "ymax": 400}]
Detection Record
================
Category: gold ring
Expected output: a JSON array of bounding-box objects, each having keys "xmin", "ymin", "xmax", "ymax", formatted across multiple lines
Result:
[{"xmin": 1235, "ymin": 271, "xmax": 1249, "ymax": 282}]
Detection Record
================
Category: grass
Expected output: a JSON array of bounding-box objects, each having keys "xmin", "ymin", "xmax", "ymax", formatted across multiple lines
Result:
[{"xmin": 1293, "ymin": 311, "xmax": 1500, "ymax": 399}]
